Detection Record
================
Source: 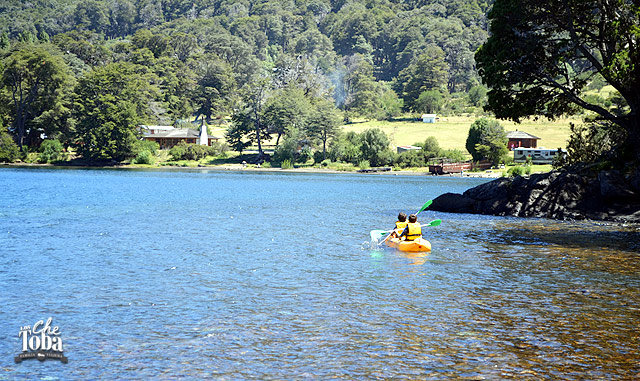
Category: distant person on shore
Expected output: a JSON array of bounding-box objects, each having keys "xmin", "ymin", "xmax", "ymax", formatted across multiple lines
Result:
[
  {"xmin": 390, "ymin": 212, "xmax": 408, "ymax": 239},
  {"xmin": 399, "ymin": 214, "xmax": 422, "ymax": 241}
]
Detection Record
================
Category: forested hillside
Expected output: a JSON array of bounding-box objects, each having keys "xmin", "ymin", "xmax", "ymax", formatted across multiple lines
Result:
[{"xmin": 0, "ymin": 0, "xmax": 491, "ymax": 162}]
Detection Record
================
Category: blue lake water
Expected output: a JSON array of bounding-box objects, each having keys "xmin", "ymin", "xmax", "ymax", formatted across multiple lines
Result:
[{"xmin": 1, "ymin": 167, "xmax": 639, "ymax": 379}]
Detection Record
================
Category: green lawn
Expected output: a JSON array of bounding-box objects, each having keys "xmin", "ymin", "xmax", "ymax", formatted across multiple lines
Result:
[{"xmin": 341, "ymin": 115, "xmax": 576, "ymax": 152}]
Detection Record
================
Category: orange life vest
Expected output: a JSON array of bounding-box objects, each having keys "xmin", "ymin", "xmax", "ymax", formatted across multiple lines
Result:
[
  {"xmin": 395, "ymin": 221, "xmax": 408, "ymax": 235},
  {"xmin": 405, "ymin": 222, "xmax": 422, "ymax": 241}
]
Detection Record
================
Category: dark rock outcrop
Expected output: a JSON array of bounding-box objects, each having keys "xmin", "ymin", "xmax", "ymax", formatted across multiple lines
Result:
[{"xmin": 431, "ymin": 168, "xmax": 640, "ymax": 223}]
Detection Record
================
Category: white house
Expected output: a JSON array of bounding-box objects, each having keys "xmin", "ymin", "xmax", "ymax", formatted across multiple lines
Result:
[
  {"xmin": 397, "ymin": 145, "xmax": 422, "ymax": 154},
  {"xmin": 421, "ymin": 114, "xmax": 437, "ymax": 123}
]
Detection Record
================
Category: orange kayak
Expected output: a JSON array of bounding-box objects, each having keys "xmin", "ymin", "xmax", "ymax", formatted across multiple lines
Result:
[{"xmin": 386, "ymin": 237, "xmax": 431, "ymax": 252}]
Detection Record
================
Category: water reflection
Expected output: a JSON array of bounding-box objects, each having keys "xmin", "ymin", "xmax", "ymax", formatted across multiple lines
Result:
[{"xmin": 1, "ymin": 168, "xmax": 639, "ymax": 379}]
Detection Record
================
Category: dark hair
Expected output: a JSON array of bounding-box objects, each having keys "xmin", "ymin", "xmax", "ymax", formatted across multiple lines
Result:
[
  {"xmin": 397, "ymin": 212, "xmax": 407, "ymax": 222},
  {"xmin": 408, "ymin": 214, "xmax": 417, "ymax": 223}
]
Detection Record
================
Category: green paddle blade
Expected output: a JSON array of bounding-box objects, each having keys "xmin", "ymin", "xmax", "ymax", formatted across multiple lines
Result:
[
  {"xmin": 416, "ymin": 200, "xmax": 433, "ymax": 215},
  {"xmin": 370, "ymin": 230, "xmax": 388, "ymax": 241},
  {"xmin": 427, "ymin": 219, "xmax": 441, "ymax": 227}
]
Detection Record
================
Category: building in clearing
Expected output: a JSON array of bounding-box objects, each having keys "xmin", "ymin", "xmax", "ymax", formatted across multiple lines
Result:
[
  {"xmin": 421, "ymin": 114, "xmax": 437, "ymax": 123},
  {"xmin": 513, "ymin": 147, "xmax": 567, "ymax": 164},
  {"xmin": 142, "ymin": 123, "xmax": 220, "ymax": 149},
  {"xmin": 397, "ymin": 145, "xmax": 422, "ymax": 154},
  {"xmin": 506, "ymin": 130, "xmax": 540, "ymax": 150}
]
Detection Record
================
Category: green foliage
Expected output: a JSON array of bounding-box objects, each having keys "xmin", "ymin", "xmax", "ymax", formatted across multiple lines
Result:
[
  {"xmin": 38, "ymin": 139, "xmax": 65, "ymax": 163},
  {"xmin": 467, "ymin": 85, "xmax": 487, "ymax": 107},
  {"xmin": 559, "ymin": 122, "xmax": 627, "ymax": 167},
  {"xmin": 133, "ymin": 140, "xmax": 159, "ymax": 156},
  {"xmin": 397, "ymin": 46, "xmax": 449, "ymax": 111},
  {"xmin": 281, "ymin": 159, "xmax": 293, "ymax": 169},
  {"xmin": 441, "ymin": 149, "xmax": 467, "ymax": 163},
  {"xmin": 466, "ymin": 118, "xmax": 508, "ymax": 165},
  {"xmin": 394, "ymin": 150, "xmax": 425, "ymax": 169},
  {"xmin": 422, "ymin": 136, "xmax": 441, "ymax": 157},
  {"xmin": 507, "ymin": 165, "xmax": 525, "ymax": 177},
  {"xmin": 359, "ymin": 128, "xmax": 393, "ymax": 167},
  {"xmin": 0, "ymin": 130, "xmax": 20, "ymax": 162},
  {"xmin": 476, "ymin": 0, "xmax": 640, "ymax": 160},
  {"xmin": 73, "ymin": 61, "xmax": 158, "ymax": 161},
  {"xmin": 1, "ymin": 43, "xmax": 73, "ymax": 148},
  {"xmin": 414, "ymin": 90, "xmax": 444, "ymax": 114},
  {"xmin": 169, "ymin": 142, "xmax": 211, "ymax": 161},
  {"xmin": 134, "ymin": 150, "xmax": 154, "ymax": 165},
  {"xmin": 507, "ymin": 164, "xmax": 531, "ymax": 177}
]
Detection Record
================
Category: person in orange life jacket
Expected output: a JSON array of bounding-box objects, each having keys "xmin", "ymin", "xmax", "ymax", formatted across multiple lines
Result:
[
  {"xmin": 399, "ymin": 214, "xmax": 422, "ymax": 241},
  {"xmin": 390, "ymin": 212, "xmax": 408, "ymax": 239}
]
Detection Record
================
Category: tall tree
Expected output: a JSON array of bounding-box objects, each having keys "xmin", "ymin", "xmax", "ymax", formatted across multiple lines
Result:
[
  {"xmin": 397, "ymin": 45, "xmax": 449, "ymax": 111},
  {"xmin": 476, "ymin": 0, "xmax": 640, "ymax": 159},
  {"xmin": 465, "ymin": 118, "xmax": 508, "ymax": 164},
  {"xmin": 193, "ymin": 55, "xmax": 235, "ymax": 121},
  {"xmin": 74, "ymin": 62, "xmax": 158, "ymax": 161},
  {"xmin": 262, "ymin": 86, "xmax": 312, "ymax": 147},
  {"xmin": 306, "ymin": 98, "xmax": 341, "ymax": 160},
  {"xmin": 1, "ymin": 43, "xmax": 72, "ymax": 147},
  {"xmin": 231, "ymin": 74, "xmax": 271, "ymax": 158}
]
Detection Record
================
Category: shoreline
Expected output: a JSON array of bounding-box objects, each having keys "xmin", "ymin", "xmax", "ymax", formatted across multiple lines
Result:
[{"xmin": 1, "ymin": 162, "xmax": 505, "ymax": 178}]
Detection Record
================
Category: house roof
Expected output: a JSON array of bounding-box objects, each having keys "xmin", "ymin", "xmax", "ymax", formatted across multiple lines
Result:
[
  {"xmin": 421, "ymin": 114, "xmax": 437, "ymax": 118},
  {"xmin": 507, "ymin": 130, "xmax": 541, "ymax": 140},
  {"xmin": 143, "ymin": 128, "xmax": 221, "ymax": 140},
  {"xmin": 140, "ymin": 125, "xmax": 175, "ymax": 130},
  {"xmin": 147, "ymin": 128, "xmax": 199, "ymax": 138}
]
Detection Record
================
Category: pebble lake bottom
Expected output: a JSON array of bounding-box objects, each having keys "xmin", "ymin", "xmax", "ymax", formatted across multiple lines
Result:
[{"xmin": 0, "ymin": 167, "xmax": 639, "ymax": 379}]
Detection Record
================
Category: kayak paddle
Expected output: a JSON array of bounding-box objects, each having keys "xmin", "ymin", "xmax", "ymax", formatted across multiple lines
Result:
[
  {"xmin": 378, "ymin": 200, "xmax": 434, "ymax": 244},
  {"xmin": 376, "ymin": 219, "xmax": 442, "ymax": 245}
]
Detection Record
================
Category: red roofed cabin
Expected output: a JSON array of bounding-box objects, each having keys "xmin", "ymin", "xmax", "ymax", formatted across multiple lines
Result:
[{"xmin": 507, "ymin": 130, "xmax": 540, "ymax": 150}]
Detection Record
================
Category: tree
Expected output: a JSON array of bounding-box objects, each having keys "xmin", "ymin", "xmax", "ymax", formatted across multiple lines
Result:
[
  {"xmin": 414, "ymin": 90, "xmax": 444, "ymax": 114},
  {"xmin": 74, "ymin": 62, "xmax": 158, "ymax": 161},
  {"xmin": 1, "ymin": 43, "xmax": 72, "ymax": 147},
  {"xmin": 397, "ymin": 45, "xmax": 449, "ymax": 111},
  {"xmin": 465, "ymin": 118, "xmax": 508, "ymax": 165},
  {"xmin": 306, "ymin": 98, "xmax": 341, "ymax": 160},
  {"xmin": 262, "ymin": 86, "xmax": 312, "ymax": 147},
  {"xmin": 0, "ymin": 130, "xmax": 20, "ymax": 162},
  {"xmin": 193, "ymin": 55, "xmax": 235, "ymax": 121},
  {"xmin": 360, "ymin": 128, "xmax": 393, "ymax": 167},
  {"xmin": 476, "ymin": 0, "xmax": 640, "ymax": 160},
  {"xmin": 230, "ymin": 74, "xmax": 271, "ymax": 158}
]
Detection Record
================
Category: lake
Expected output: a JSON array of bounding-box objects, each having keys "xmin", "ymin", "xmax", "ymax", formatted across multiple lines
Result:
[{"xmin": 1, "ymin": 167, "xmax": 639, "ymax": 379}]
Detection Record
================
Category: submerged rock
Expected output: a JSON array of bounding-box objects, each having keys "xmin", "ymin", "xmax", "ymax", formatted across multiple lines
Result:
[{"xmin": 431, "ymin": 168, "xmax": 640, "ymax": 223}]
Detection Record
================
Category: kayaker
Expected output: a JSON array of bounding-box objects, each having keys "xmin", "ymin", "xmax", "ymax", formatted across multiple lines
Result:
[
  {"xmin": 390, "ymin": 212, "xmax": 408, "ymax": 239},
  {"xmin": 399, "ymin": 214, "xmax": 422, "ymax": 241}
]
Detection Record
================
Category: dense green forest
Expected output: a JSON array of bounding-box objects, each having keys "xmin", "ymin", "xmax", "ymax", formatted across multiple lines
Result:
[{"xmin": 0, "ymin": 0, "xmax": 492, "ymax": 163}]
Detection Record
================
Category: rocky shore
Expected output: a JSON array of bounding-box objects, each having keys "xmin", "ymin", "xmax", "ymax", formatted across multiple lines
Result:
[{"xmin": 430, "ymin": 166, "xmax": 640, "ymax": 223}]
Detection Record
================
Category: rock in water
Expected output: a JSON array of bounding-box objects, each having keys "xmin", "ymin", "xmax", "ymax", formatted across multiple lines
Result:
[{"xmin": 431, "ymin": 168, "xmax": 640, "ymax": 223}]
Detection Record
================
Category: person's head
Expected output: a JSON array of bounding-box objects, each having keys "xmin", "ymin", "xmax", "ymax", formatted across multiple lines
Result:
[
  {"xmin": 408, "ymin": 214, "xmax": 417, "ymax": 223},
  {"xmin": 397, "ymin": 212, "xmax": 407, "ymax": 222}
]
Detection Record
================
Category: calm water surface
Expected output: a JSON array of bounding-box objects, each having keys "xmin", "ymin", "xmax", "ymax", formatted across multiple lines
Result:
[{"xmin": 0, "ymin": 167, "xmax": 639, "ymax": 379}]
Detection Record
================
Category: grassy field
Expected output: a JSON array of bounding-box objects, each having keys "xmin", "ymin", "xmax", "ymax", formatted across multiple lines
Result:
[{"xmin": 340, "ymin": 115, "xmax": 576, "ymax": 152}]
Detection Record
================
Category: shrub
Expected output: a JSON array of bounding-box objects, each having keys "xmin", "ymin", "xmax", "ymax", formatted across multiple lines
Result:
[
  {"xmin": 320, "ymin": 159, "xmax": 331, "ymax": 167},
  {"xmin": 298, "ymin": 146, "xmax": 313, "ymax": 164},
  {"xmin": 281, "ymin": 159, "xmax": 293, "ymax": 169},
  {"xmin": 134, "ymin": 150, "xmax": 154, "ymax": 164},
  {"xmin": 394, "ymin": 150, "xmax": 425, "ymax": 168},
  {"xmin": 133, "ymin": 139, "xmax": 159, "ymax": 156},
  {"xmin": 0, "ymin": 131, "xmax": 20, "ymax": 163},
  {"xmin": 38, "ymin": 139, "xmax": 65, "ymax": 163},
  {"xmin": 169, "ymin": 141, "xmax": 211, "ymax": 161},
  {"xmin": 358, "ymin": 159, "xmax": 370, "ymax": 169},
  {"xmin": 507, "ymin": 165, "xmax": 526, "ymax": 177}
]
